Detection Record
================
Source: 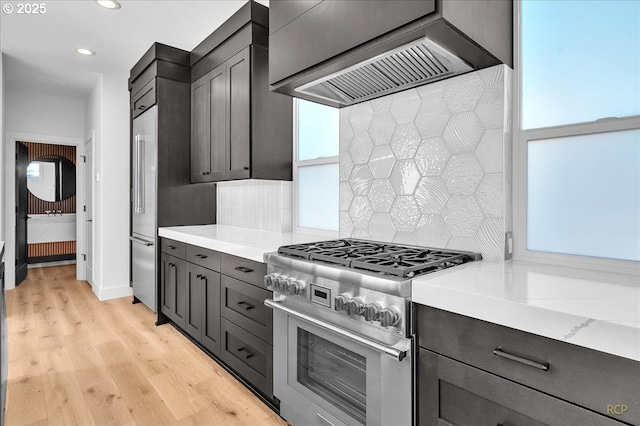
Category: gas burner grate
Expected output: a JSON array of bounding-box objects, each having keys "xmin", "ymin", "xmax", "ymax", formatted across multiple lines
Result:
[{"xmin": 278, "ymin": 239, "xmax": 479, "ymax": 278}]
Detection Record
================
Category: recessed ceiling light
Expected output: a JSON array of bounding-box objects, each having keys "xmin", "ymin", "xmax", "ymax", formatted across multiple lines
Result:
[
  {"xmin": 75, "ymin": 48, "xmax": 96, "ymax": 56},
  {"xmin": 96, "ymin": 0, "xmax": 121, "ymax": 10}
]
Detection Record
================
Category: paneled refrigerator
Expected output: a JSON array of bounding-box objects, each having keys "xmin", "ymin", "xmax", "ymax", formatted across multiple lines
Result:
[
  {"xmin": 131, "ymin": 106, "xmax": 158, "ymax": 311},
  {"xmin": 129, "ymin": 44, "xmax": 217, "ymax": 316}
]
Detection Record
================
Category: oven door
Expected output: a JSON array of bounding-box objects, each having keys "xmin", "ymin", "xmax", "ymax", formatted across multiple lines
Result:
[{"xmin": 271, "ymin": 301, "xmax": 412, "ymax": 426}]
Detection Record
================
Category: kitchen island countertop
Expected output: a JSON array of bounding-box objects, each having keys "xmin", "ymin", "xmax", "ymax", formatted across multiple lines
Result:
[
  {"xmin": 412, "ymin": 260, "xmax": 640, "ymax": 361},
  {"xmin": 158, "ymin": 225, "xmax": 335, "ymax": 263}
]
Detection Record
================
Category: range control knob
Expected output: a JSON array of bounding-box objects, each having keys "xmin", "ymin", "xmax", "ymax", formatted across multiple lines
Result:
[
  {"xmin": 346, "ymin": 298, "xmax": 364, "ymax": 316},
  {"xmin": 379, "ymin": 307, "xmax": 400, "ymax": 328},
  {"xmin": 334, "ymin": 295, "xmax": 349, "ymax": 311},
  {"xmin": 363, "ymin": 303, "xmax": 382, "ymax": 322},
  {"xmin": 273, "ymin": 276, "xmax": 287, "ymax": 293},
  {"xmin": 263, "ymin": 275, "xmax": 274, "ymax": 289},
  {"xmin": 287, "ymin": 280, "xmax": 305, "ymax": 295}
]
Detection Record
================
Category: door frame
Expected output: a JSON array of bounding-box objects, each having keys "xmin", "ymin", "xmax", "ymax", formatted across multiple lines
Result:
[
  {"xmin": 4, "ymin": 132, "xmax": 84, "ymax": 290},
  {"xmin": 83, "ymin": 131, "xmax": 95, "ymax": 285}
]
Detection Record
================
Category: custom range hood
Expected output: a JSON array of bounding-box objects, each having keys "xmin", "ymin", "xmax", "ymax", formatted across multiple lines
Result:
[
  {"xmin": 295, "ymin": 37, "xmax": 473, "ymax": 106},
  {"xmin": 269, "ymin": 0, "xmax": 512, "ymax": 108}
]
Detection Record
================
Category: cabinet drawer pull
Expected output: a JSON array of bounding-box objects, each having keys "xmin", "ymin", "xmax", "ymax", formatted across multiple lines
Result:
[
  {"xmin": 235, "ymin": 301, "xmax": 254, "ymax": 311},
  {"xmin": 168, "ymin": 245, "xmax": 176, "ymax": 249},
  {"xmin": 234, "ymin": 266, "xmax": 253, "ymax": 273},
  {"xmin": 235, "ymin": 347, "xmax": 253, "ymax": 360},
  {"xmin": 195, "ymin": 254, "xmax": 208, "ymax": 259},
  {"xmin": 196, "ymin": 274, "xmax": 206, "ymax": 280},
  {"xmin": 168, "ymin": 263, "xmax": 175, "ymax": 268},
  {"xmin": 493, "ymin": 348, "xmax": 549, "ymax": 371}
]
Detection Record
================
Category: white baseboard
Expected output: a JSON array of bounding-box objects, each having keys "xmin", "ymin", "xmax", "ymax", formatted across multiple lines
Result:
[{"xmin": 93, "ymin": 283, "xmax": 133, "ymax": 301}]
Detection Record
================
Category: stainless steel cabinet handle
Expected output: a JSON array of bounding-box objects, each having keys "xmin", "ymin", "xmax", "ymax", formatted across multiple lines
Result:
[
  {"xmin": 137, "ymin": 136, "xmax": 145, "ymax": 214},
  {"xmin": 235, "ymin": 347, "xmax": 253, "ymax": 360},
  {"xmin": 493, "ymin": 348, "xmax": 549, "ymax": 371},
  {"xmin": 129, "ymin": 236, "xmax": 153, "ymax": 247},
  {"xmin": 234, "ymin": 266, "xmax": 253, "ymax": 273},
  {"xmin": 133, "ymin": 135, "xmax": 139, "ymax": 214},
  {"xmin": 265, "ymin": 299, "xmax": 409, "ymax": 361},
  {"xmin": 235, "ymin": 301, "xmax": 254, "ymax": 311}
]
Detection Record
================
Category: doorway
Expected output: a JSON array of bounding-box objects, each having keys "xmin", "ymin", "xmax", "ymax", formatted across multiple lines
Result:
[
  {"xmin": 20, "ymin": 141, "xmax": 78, "ymax": 268},
  {"xmin": 5, "ymin": 133, "xmax": 85, "ymax": 291}
]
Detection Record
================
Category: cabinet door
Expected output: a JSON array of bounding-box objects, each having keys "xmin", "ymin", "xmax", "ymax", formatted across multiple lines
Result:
[
  {"xmin": 161, "ymin": 254, "xmax": 186, "ymax": 328},
  {"xmin": 173, "ymin": 258, "xmax": 186, "ymax": 329},
  {"xmin": 418, "ymin": 348, "xmax": 626, "ymax": 426},
  {"xmin": 185, "ymin": 263, "xmax": 206, "ymax": 341},
  {"xmin": 208, "ymin": 63, "xmax": 227, "ymax": 182},
  {"xmin": 226, "ymin": 47, "xmax": 251, "ymax": 181},
  {"xmin": 160, "ymin": 253, "xmax": 176, "ymax": 320},
  {"xmin": 201, "ymin": 269, "xmax": 221, "ymax": 357},
  {"xmin": 191, "ymin": 74, "xmax": 210, "ymax": 183}
]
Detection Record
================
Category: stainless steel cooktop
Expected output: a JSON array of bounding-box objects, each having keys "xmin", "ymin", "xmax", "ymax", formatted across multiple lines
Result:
[{"xmin": 278, "ymin": 238, "xmax": 481, "ymax": 279}]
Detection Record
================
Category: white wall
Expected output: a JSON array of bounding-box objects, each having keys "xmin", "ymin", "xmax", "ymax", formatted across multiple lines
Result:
[
  {"xmin": 0, "ymin": 53, "xmax": 5, "ymax": 243},
  {"xmin": 85, "ymin": 73, "xmax": 131, "ymax": 300},
  {"xmin": 5, "ymin": 90, "xmax": 85, "ymax": 139}
]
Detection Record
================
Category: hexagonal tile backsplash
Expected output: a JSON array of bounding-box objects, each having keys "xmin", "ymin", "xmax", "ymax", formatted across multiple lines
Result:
[{"xmin": 339, "ymin": 65, "xmax": 512, "ymax": 261}]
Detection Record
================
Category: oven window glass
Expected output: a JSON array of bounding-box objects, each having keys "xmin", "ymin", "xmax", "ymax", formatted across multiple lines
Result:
[{"xmin": 297, "ymin": 328, "xmax": 366, "ymax": 424}]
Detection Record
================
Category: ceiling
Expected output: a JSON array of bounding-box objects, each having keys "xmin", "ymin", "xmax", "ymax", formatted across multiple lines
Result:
[{"xmin": 1, "ymin": 0, "xmax": 269, "ymax": 98}]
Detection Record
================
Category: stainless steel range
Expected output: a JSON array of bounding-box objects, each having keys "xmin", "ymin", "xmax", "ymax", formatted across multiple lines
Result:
[{"xmin": 264, "ymin": 239, "xmax": 480, "ymax": 426}]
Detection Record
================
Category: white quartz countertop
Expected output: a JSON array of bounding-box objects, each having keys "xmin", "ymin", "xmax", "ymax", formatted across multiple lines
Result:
[
  {"xmin": 412, "ymin": 260, "xmax": 640, "ymax": 361},
  {"xmin": 158, "ymin": 225, "xmax": 335, "ymax": 263}
]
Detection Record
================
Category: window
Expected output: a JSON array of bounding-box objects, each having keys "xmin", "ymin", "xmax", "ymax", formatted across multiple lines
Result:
[
  {"xmin": 294, "ymin": 99, "xmax": 340, "ymax": 232},
  {"xmin": 516, "ymin": 0, "xmax": 640, "ymax": 267}
]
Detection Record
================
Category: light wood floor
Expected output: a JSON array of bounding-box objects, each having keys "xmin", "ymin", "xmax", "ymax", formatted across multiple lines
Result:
[{"xmin": 4, "ymin": 265, "xmax": 287, "ymax": 426}]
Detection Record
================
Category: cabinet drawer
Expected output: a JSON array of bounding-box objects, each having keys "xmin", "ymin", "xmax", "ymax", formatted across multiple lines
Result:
[
  {"xmin": 416, "ymin": 305, "xmax": 640, "ymax": 424},
  {"xmin": 186, "ymin": 245, "xmax": 221, "ymax": 271},
  {"xmin": 221, "ymin": 275, "xmax": 272, "ymax": 344},
  {"xmin": 161, "ymin": 238, "xmax": 186, "ymax": 258},
  {"xmin": 132, "ymin": 78, "xmax": 156, "ymax": 118},
  {"xmin": 221, "ymin": 318, "xmax": 273, "ymax": 398},
  {"xmin": 221, "ymin": 253, "xmax": 267, "ymax": 287},
  {"xmin": 418, "ymin": 348, "xmax": 626, "ymax": 426}
]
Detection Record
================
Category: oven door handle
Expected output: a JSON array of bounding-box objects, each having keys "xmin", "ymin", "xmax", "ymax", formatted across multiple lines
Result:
[{"xmin": 264, "ymin": 299, "xmax": 409, "ymax": 362}]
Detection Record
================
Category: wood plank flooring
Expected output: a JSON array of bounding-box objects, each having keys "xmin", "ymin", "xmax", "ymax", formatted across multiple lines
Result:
[{"xmin": 4, "ymin": 265, "xmax": 287, "ymax": 426}]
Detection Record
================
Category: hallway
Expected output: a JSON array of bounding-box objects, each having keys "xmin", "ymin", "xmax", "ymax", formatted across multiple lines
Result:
[{"xmin": 4, "ymin": 265, "xmax": 285, "ymax": 425}]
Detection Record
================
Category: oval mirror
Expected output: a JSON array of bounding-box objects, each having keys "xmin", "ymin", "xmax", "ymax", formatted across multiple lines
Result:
[{"xmin": 26, "ymin": 156, "xmax": 76, "ymax": 202}]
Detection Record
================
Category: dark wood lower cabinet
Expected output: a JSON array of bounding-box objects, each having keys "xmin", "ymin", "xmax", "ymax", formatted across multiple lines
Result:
[
  {"xmin": 202, "ymin": 267, "xmax": 221, "ymax": 357},
  {"xmin": 418, "ymin": 348, "xmax": 625, "ymax": 426},
  {"xmin": 160, "ymin": 253, "xmax": 186, "ymax": 329},
  {"xmin": 185, "ymin": 263, "xmax": 205, "ymax": 341},
  {"xmin": 220, "ymin": 318, "xmax": 273, "ymax": 399},
  {"xmin": 160, "ymin": 239, "xmax": 274, "ymax": 404}
]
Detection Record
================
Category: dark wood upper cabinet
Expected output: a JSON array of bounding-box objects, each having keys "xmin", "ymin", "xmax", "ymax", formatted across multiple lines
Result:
[
  {"xmin": 268, "ymin": 0, "xmax": 512, "ymax": 107},
  {"xmin": 190, "ymin": 2, "xmax": 292, "ymax": 183},
  {"xmin": 128, "ymin": 43, "xmax": 217, "ymax": 228}
]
